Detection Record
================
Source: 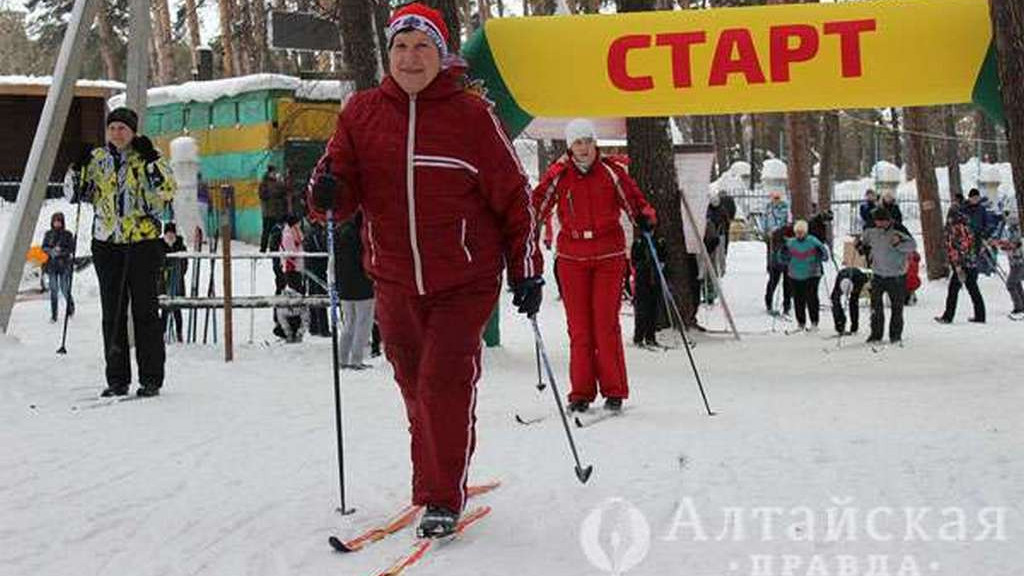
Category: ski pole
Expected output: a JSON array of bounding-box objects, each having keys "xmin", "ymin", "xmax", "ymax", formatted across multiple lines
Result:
[
  {"xmin": 643, "ymin": 231, "xmax": 715, "ymax": 416},
  {"xmin": 326, "ymin": 213, "xmax": 354, "ymax": 514},
  {"xmin": 534, "ymin": 338, "xmax": 546, "ymax": 392},
  {"xmin": 57, "ymin": 185, "xmax": 85, "ymax": 355},
  {"xmin": 528, "ymin": 315, "xmax": 593, "ymax": 484}
]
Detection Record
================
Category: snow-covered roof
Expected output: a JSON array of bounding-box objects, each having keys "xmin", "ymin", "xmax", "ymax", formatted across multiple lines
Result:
[
  {"xmin": 762, "ymin": 159, "xmax": 787, "ymax": 180},
  {"xmin": 872, "ymin": 161, "xmax": 901, "ymax": 183},
  {"xmin": 107, "ymin": 74, "xmax": 355, "ymax": 109},
  {"xmin": 0, "ymin": 75, "xmax": 126, "ymax": 90}
]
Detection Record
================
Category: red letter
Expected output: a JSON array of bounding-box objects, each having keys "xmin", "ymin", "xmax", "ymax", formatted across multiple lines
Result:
[
  {"xmin": 608, "ymin": 35, "xmax": 654, "ymax": 92},
  {"xmin": 709, "ymin": 29, "xmax": 767, "ymax": 86},
  {"xmin": 770, "ymin": 24, "xmax": 819, "ymax": 82},
  {"xmin": 823, "ymin": 19, "xmax": 877, "ymax": 78},
  {"xmin": 655, "ymin": 32, "xmax": 707, "ymax": 88}
]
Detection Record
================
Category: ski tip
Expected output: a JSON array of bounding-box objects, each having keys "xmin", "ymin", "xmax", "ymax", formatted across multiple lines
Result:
[
  {"xmin": 575, "ymin": 465, "xmax": 594, "ymax": 484},
  {"xmin": 328, "ymin": 535, "xmax": 356, "ymax": 553}
]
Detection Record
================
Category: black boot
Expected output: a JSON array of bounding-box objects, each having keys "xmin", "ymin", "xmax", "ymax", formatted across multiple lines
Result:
[
  {"xmin": 417, "ymin": 506, "xmax": 459, "ymax": 539},
  {"xmin": 137, "ymin": 385, "xmax": 161, "ymax": 397},
  {"xmin": 604, "ymin": 398, "xmax": 623, "ymax": 412},
  {"xmin": 567, "ymin": 400, "xmax": 590, "ymax": 413},
  {"xmin": 100, "ymin": 386, "xmax": 128, "ymax": 397}
]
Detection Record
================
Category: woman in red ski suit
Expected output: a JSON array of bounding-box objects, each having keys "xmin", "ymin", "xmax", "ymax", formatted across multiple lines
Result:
[
  {"xmin": 531, "ymin": 119, "xmax": 656, "ymax": 413},
  {"xmin": 308, "ymin": 3, "xmax": 543, "ymax": 537}
]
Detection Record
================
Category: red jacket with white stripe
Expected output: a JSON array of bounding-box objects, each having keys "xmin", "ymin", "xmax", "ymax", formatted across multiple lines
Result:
[
  {"xmin": 308, "ymin": 71, "xmax": 542, "ymax": 296},
  {"xmin": 532, "ymin": 154, "xmax": 656, "ymax": 261}
]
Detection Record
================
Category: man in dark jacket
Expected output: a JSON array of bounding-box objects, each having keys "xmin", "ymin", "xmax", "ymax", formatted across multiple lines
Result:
[
  {"xmin": 258, "ymin": 166, "xmax": 288, "ymax": 252},
  {"xmin": 41, "ymin": 211, "xmax": 76, "ymax": 322},
  {"xmin": 859, "ymin": 189, "xmax": 878, "ymax": 231},
  {"xmin": 309, "ymin": 2, "xmax": 543, "ymax": 539}
]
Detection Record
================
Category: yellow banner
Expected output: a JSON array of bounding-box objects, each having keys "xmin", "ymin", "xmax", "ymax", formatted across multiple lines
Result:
[{"xmin": 484, "ymin": 0, "xmax": 991, "ymax": 117}]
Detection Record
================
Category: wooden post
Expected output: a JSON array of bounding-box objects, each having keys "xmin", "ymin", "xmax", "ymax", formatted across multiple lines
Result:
[
  {"xmin": 221, "ymin": 185, "xmax": 234, "ymax": 362},
  {"xmin": 680, "ymin": 193, "xmax": 741, "ymax": 341}
]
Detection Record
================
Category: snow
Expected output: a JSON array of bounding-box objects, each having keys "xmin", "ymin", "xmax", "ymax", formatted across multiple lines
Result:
[
  {"xmin": 762, "ymin": 158, "xmax": 787, "ymax": 180},
  {"xmin": 0, "ymin": 75, "xmax": 126, "ymax": 91},
  {"xmin": 2, "ymin": 200, "xmax": 1023, "ymax": 575},
  {"xmin": 872, "ymin": 160, "xmax": 901, "ymax": 184},
  {"xmin": 107, "ymin": 74, "xmax": 355, "ymax": 109}
]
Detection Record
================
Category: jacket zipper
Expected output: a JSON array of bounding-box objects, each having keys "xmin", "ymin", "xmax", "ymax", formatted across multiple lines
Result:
[
  {"xmin": 406, "ymin": 95, "xmax": 426, "ymax": 295},
  {"xmin": 460, "ymin": 218, "xmax": 473, "ymax": 263}
]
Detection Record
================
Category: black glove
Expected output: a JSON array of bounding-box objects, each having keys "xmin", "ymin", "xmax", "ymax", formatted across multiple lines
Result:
[
  {"xmin": 512, "ymin": 276, "xmax": 544, "ymax": 317},
  {"xmin": 71, "ymin": 143, "xmax": 95, "ymax": 171},
  {"xmin": 132, "ymin": 136, "xmax": 160, "ymax": 163},
  {"xmin": 636, "ymin": 213, "xmax": 653, "ymax": 233}
]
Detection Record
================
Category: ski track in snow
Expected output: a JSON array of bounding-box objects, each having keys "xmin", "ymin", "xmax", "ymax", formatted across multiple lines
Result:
[{"xmin": 2, "ymin": 200, "xmax": 1023, "ymax": 575}]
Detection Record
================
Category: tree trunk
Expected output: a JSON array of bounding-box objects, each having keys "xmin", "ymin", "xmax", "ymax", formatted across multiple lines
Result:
[
  {"xmin": 94, "ymin": 4, "xmax": 120, "ymax": 81},
  {"xmin": 218, "ymin": 0, "xmax": 237, "ymax": 77},
  {"xmin": 339, "ymin": 0, "xmax": 380, "ymax": 89},
  {"xmin": 905, "ymin": 106, "xmax": 948, "ymax": 280},
  {"xmin": 786, "ymin": 111, "xmax": 814, "ymax": 219},
  {"xmin": 618, "ymin": 0, "xmax": 694, "ymax": 326},
  {"xmin": 944, "ymin": 105, "xmax": 963, "ymax": 199},
  {"xmin": 251, "ymin": 0, "xmax": 269, "ymax": 72},
  {"xmin": 889, "ymin": 108, "xmax": 902, "ymax": 167},
  {"xmin": 711, "ymin": 114, "xmax": 731, "ymax": 178},
  {"xmin": 373, "ymin": 0, "xmax": 391, "ymax": 73},
  {"xmin": 424, "ymin": 0, "xmax": 462, "ymax": 52},
  {"xmin": 152, "ymin": 0, "xmax": 176, "ymax": 84},
  {"xmin": 977, "ymin": 109, "xmax": 999, "ymax": 162},
  {"xmin": 989, "ymin": 0, "xmax": 1024, "ymax": 227},
  {"xmin": 817, "ymin": 111, "xmax": 839, "ymax": 241},
  {"xmin": 184, "ymin": 0, "xmax": 203, "ymax": 74}
]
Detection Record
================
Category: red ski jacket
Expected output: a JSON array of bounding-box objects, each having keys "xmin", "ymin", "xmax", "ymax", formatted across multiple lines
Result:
[
  {"xmin": 308, "ymin": 71, "xmax": 542, "ymax": 295},
  {"xmin": 532, "ymin": 155, "xmax": 656, "ymax": 261}
]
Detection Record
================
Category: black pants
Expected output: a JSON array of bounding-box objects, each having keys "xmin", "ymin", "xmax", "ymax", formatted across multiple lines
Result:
[
  {"xmin": 259, "ymin": 217, "xmax": 276, "ymax": 252},
  {"xmin": 765, "ymin": 268, "xmax": 792, "ymax": 313},
  {"xmin": 306, "ymin": 263, "xmax": 329, "ymax": 336},
  {"xmin": 940, "ymin": 268, "xmax": 986, "ymax": 322},
  {"xmin": 791, "ymin": 277, "xmax": 821, "ymax": 326},
  {"xmin": 870, "ymin": 275, "xmax": 907, "ymax": 341},
  {"xmin": 633, "ymin": 274, "xmax": 661, "ymax": 345},
  {"xmin": 831, "ymin": 284, "xmax": 862, "ymax": 334},
  {"xmin": 93, "ymin": 239, "xmax": 166, "ymax": 390}
]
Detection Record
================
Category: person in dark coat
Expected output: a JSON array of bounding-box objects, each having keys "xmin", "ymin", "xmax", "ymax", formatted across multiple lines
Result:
[
  {"xmin": 258, "ymin": 166, "xmax": 288, "ymax": 252},
  {"xmin": 764, "ymin": 225, "xmax": 793, "ymax": 316},
  {"xmin": 880, "ymin": 191, "xmax": 903, "ymax": 225},
  {"xmin": 631, "ymin": 233, "xmax": 664, "ymax": 348},
  {"xmin": 936, "ymin": 207, "xmax": 986, "ymax": 323},
  {"xmin": 859, "ymin": 189, "xmax": 878, "ymax": 231},
  {"xmin": 159, "ymin": 222, "xmax": 188, "ymax": 342},
  {"xmin": 337, "ymin": 212, "xmax": 376, "ymax": 369},
  {"xmin": 303, "ymin": 220, "xmax": 330, "ymax": 337},
  {"xmin": 831, "ymin": 267, "xmax": 870, "ymax": 335},
  {"xmin": 41, "ymin": 211, "xmax": 76, "ymax": 322}
]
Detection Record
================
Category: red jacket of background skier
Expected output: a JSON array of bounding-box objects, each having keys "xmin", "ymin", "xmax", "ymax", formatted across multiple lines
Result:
[
  {"xmin": 531, "ymin": 153, "xmax": 656, "ymax": 260},
  {"xmin": 306, "ymin": 70, "xmax": 542, "ymax": 295}
]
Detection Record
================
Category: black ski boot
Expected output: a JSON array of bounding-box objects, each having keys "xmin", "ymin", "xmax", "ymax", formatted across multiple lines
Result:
[
  {"xmin": 567, "ymin": 400, "xmax": 590, "ymax": 413},
  {"xmin": 604, "ymin": 398, "xmax": 623, "ymax": 412},
  {"xmin": 417, "ymin": 505, "xmax": 459, "ymax": 539},
  {"xmin": 137, "ymin": 385, "xmax": 161, "ymax": 398},
  {"xmin": 100, "ymin": 386, "xmax": 128, "ymax": 397}
]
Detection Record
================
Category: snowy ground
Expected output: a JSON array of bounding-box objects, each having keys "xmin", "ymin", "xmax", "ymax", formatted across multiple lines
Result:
[{"xmin": 2, "ymin": 200, "xmax": 1022, "ymax": 576}]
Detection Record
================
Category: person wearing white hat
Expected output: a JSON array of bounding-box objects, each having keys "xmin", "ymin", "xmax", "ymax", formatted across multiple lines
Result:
[{"xmin": 532, "ymin": 118, "xmax": 657, "ymax": 414}]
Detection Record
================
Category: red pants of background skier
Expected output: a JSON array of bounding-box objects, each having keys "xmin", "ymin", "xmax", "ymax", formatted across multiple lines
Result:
[
  {"xmin": 557, "ymin": 256, "xmax": 629, "ymax": 403},
  {"xmin": 375, "ymin": 277, "xmax": 500, "ymax": 514}
]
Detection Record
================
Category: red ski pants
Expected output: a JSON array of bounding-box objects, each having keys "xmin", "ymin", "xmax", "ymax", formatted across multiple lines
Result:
[
  {"xmin": 375, "ymin": 277, "xmax": 500, "ymax": 513},
  {"xmin": 557, "ymin": 256, "xmax": 629, "ymax": 403}
]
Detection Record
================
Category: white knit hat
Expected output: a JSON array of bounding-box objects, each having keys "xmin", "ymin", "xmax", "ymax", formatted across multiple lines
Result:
[{"xmin": 564, "ymin": 118, "xmax": 597, "ymax": 146}]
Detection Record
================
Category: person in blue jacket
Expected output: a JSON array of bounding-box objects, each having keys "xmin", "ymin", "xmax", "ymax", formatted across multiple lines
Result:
[
  {"xmin": 859, "ymin": 189, "xmax": 878, "ymax": 231},
  {"xmin": 782, "ymin": 220, "xmax": 829, "ymax": 331}
]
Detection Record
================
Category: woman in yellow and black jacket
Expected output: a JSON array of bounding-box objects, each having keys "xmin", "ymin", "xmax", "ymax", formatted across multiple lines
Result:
[{"xmin": 74, "ymin": 107, "xmax": 176, "ymax": 398}]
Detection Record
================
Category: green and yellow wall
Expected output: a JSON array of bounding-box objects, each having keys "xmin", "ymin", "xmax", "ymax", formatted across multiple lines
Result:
[{"xmin": 145, "ymin": 90, "xmax": 338, "ymax": 244}]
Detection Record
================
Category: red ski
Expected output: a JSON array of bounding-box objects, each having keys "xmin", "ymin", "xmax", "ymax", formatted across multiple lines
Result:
[
  {"xmin": 374, "ymin": 505, "xmax": 492, "ymax": 576},
  {"xmin": 328, "ymin": 481, "xmax": 499, "ymax": 553}
]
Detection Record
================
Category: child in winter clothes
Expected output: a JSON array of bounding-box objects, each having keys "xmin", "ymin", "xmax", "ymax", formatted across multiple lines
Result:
[
  {"xmin": 765, "ymin": 225, "xmax": 793, "ymax": 315},
  {"xmin": 41, "ymin": 211, "xmax": 76, "ymax": 322},
  {"xmin": 831, "ymin": 267, "xmax": 870, "ymax": 335},
  {"xmin": 783, "ymin": 220, "xmax": 829, "ymax": 330},
  {"xmin": 159, "ymin": 222, "xmax": 188, "ymax": 342},
  {"xmin": 993, "ymin": 212, "xmax": 1024, "ymax": 317},
  {"xmin": 936, "ymin": 208, "xmax": 986, "ymax": 324},
  {"xmin": 280, "ymin": 215, "xmax": 305, "ymax": 293}
]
